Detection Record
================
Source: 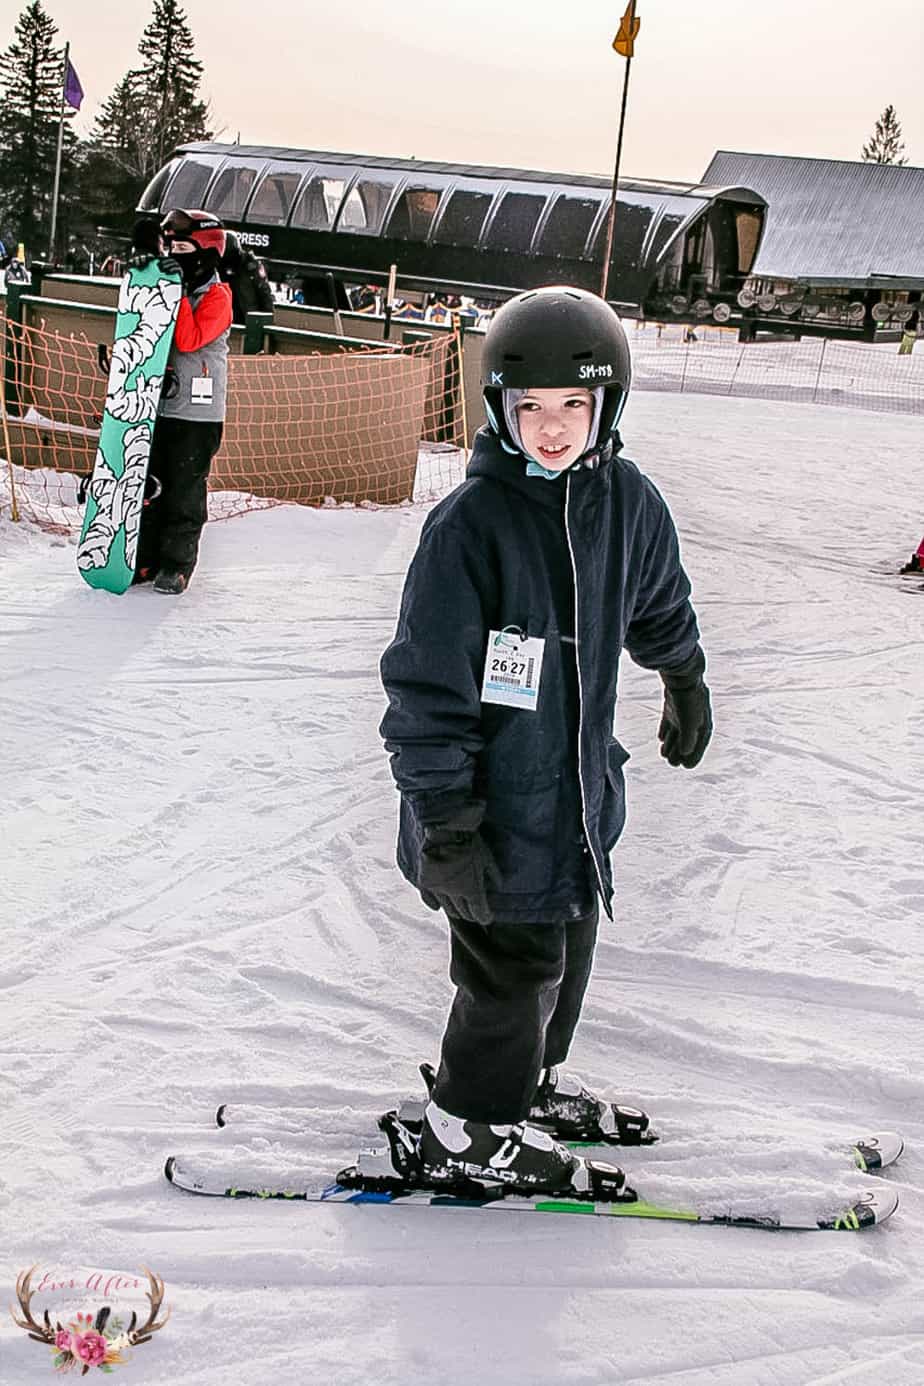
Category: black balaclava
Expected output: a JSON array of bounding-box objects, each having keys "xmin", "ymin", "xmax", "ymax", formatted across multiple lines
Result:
[{"xmin": 171, "ymin": 244, "xmax": 219, "ymax": 291}]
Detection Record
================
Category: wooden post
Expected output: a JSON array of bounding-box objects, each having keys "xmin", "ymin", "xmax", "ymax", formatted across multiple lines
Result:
[
  {"xmin": 325, "ymin": 272, "xmax": 344, "ymax": 336},
  {"xmin": 383, "ymin": 263, "xmax": 397, "ymax": 341},
  {"xmin": 1, "ymin": 316, "xmax": 20, "ymax": 521},
  {"xmin": 453, "ymin": 312, "xmax": 469, "ymax": 451}
]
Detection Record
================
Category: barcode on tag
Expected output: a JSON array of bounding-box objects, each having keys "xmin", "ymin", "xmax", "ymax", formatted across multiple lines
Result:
[{"xmin": 526, "ymin": 658, "xmax": 535, "ymax": 689}]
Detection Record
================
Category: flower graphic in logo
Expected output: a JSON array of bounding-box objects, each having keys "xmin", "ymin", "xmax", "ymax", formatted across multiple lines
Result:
[
  {"xmin": 72, "ymin": 1324, "xmax": 110, "ymax": 1368},
  {"xmin": 10, "ymin": 1266, "xmax": 169, "ymax": 1375}
]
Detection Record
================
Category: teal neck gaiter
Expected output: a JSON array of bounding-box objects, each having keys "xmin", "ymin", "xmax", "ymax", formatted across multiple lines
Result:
[{"xmin": 525, "ymin": 460, "xmax": 566, "ymax": 480}]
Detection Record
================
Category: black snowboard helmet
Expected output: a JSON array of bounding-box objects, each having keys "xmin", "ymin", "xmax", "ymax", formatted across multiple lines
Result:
[
  {"xmin": 161, "ymin": 208, "xmax": 226, "ymax": 286},
  {"xmin": 482, "ymin": 286, "xmax": 631, "ymax": 455}
]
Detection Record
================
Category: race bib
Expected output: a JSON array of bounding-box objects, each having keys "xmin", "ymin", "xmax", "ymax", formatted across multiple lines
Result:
[
  {"xmin": 481, "ymin": 628, "xmax": 544, "ymax": 711},
  {"xmin": 191, "ymin": 376, "xmax": 214, "ymax": 405}
]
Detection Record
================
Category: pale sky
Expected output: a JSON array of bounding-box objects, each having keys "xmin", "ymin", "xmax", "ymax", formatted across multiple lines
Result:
[{"xmin": 27, "ymin": 0, "xmax": 924, "ymax": 183}]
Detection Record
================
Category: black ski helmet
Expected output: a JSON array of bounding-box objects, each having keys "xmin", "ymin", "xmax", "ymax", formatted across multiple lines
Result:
[{"xmin": 482, "ymin": 285, "xmax": 631, "ymax": 453}]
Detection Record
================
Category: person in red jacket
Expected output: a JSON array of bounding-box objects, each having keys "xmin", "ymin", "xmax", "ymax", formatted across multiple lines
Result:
[
  {"xmin": 900, "ymin": 538, "xmax": 924, "ymax": 575},
  {"xmin": 134, "ymin": 210, "xmax": 233, "ymax": 594}
]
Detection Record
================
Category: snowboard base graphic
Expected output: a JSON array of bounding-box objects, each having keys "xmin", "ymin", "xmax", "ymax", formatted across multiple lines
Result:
[{"xmin": 77, "ymin": 259, "xmax": 183, "ymax": 593}]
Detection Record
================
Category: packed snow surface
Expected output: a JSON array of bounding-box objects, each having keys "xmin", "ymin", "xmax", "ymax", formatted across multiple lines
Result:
[{"xmin": 2, "ymin": 391, "xmax": 923, "ymax": 1384}]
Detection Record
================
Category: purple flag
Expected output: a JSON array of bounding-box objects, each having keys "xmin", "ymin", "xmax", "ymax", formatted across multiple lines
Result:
[{"xmin": 64, "ymin": 58, "xmax": 83, "ymax": 111}]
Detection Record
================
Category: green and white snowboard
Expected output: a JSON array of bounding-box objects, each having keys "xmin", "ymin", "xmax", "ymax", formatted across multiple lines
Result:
[{"xmin": 77, "ymin": 258, "xmax": 183, "ymax": 593}]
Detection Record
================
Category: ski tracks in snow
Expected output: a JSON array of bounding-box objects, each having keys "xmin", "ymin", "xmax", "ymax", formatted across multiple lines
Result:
[{"xmin": 3, "ymin": 410, "xmax": 924, "ymax": 1384}]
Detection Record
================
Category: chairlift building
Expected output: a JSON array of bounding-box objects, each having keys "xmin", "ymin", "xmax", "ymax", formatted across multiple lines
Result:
[{"xmin": 702, "ymin": 150, "xmax": 924, "ymax": 339}]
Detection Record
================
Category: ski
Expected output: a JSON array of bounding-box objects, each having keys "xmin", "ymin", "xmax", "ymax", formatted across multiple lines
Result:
[
  {"xmin": 216, "ymin": 1097, "xmax": 653, "ymax": 1145},
  {"xmin": 851, "ymin": 1131, "xmax": 904, "ymax": 1173},
  {"xmin": 217, "ymin": 1080, "xmax": 657, "ymax": 1148},
  {"xmin": 164, "ymin": 1152, "xmax": 898, "ymax": 1232},
  {"xmin": 214, "ymin": 1100, "xmax": 903, "ymax": 1175},
  {"xmin": 567, "ymin": 1130, "xmax": 904, "ymax": 1174},
  {"xmin": 169, "ymin": 1109, "xmax": 902, "ymax": 1233}
]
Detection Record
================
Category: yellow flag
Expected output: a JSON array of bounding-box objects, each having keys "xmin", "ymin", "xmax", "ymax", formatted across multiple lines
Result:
[{"xmin": 613, "ymin": 0, "xmax": 640, "ymax": 57}]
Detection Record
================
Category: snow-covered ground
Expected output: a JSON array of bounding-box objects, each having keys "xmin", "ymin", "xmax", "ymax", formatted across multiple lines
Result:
[{"xmin": 2, "ymin": 390, "xmax": 923, "ymax": 1385}]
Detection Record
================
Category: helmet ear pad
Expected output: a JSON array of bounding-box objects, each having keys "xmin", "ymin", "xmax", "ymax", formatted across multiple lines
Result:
[
  {"xmin": 596, "ymin": 382, "xmax": 629, "ymax": 438},
  {"xmin": 483, "ymin": 387, "xmax": 517, "ymax": 451}
]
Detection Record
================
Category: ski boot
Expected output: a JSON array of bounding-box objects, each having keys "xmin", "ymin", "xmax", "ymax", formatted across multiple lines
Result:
[
  {"xmin": 336, "ymin": 1108, "xmax": 635, "ymax": 1203},
  {"xmin": 417, "ymin": 1100, "xmax": 581, "ymax": 1193},
  {"xmin": 410, "ymin": 1062, "xmax": 656, "ymax": 1147},
  {"xmin": 528, "ymin": 1065, "xmax": 656, "ymax": 1146}
]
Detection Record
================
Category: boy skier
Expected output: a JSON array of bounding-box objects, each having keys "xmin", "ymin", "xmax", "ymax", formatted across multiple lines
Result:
[
  {"xmin": 378, "ymin": 285, "xmax": 713, "ymax": 1196},
  {"xmin": 134, "ymin": 209, "xmax": 232, "ymax": 594}
]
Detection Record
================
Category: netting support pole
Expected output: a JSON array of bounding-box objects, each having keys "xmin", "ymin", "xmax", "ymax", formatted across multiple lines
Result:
[
  {"xmin": 812, "ymin": 337, "xmax": 828, "ymax": 403},
  {"xmin": 453, "ymin": 314, "xmax": 469, "ymax": 451},
  {"xmin": 727, "ymin": 347, "xmax": 745, "ymax": 396},
  {"xmin": 1, "ymin": 316, "xmax": 20, "ymax": 521}
]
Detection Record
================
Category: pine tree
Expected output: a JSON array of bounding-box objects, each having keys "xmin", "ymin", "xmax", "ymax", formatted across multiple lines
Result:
[
  {"xmin": 861, "ymin": 105, "xmax": 907, "ymax": 165},
  {"xmin": 0, "ymin": 1, "xmax": 75, "ymax": 256},
  {"xmin": 79, "ymin": 74, "xmax": 153, "ymax": 232},
  {"xmin": 136, "ymin": 0, "xmax": 211, "ymax": 173},
  {"xmin": 82, "ymin": 0, "xmax": 212, "ymax": 232}
]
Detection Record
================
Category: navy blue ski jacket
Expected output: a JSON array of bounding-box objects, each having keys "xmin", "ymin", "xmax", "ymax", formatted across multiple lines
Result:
[{"xmin": 380, "ymin": 428, "xmax": 701, "ymax": 924}]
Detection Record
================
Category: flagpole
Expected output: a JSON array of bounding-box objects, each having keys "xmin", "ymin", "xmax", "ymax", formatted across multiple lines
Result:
[
  {"xmin": 47, "ymin": 41, "xmax": 69, "ymax": 262},
  {"xmin": 599, "ymin": 50, "xmax": 632, "ymax": 301}
]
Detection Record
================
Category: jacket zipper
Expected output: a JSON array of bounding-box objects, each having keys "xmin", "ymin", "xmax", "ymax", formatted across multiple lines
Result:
[{"xmin": 564, "ymin": 472, "xmax": 612, "ymax": 919}]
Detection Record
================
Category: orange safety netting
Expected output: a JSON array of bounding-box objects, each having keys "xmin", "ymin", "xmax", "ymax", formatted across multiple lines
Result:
[{"xmin": 1, "ymin": 316, "xmax": 466, "ymax": 533}]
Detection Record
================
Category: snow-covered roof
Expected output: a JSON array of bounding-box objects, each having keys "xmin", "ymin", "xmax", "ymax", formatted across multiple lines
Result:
[{"xmin": 702, "ymin": 149, "xmax": 924, "ymax": 287}]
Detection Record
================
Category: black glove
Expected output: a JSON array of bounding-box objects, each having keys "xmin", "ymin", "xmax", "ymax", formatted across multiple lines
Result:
[
  {"xmin": 418, "ymin": 802, "xmax": 500, "ymax": 925},
  {"xmin": 158, "ymin": 254, "xmax": 182, "ymax": 277},
  {"xmin": 659, "ymin": 646, "xmax": 713, "ymax": 769}
]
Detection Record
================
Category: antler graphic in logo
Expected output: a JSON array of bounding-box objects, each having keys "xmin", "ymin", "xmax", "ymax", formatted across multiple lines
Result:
[{"xmin": 11, "ymin": 1265, "xmax": 170, "ymax": 1374}]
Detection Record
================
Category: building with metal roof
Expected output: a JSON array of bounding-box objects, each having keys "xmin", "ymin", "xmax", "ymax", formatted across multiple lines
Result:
[{"xmin": 701, "ymin": 150, "xmax": 924, "ymax": 338}]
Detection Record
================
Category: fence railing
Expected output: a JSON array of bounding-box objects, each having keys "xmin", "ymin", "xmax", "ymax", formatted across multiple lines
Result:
[
  {"xmin": 3, "ymin": 286, "xmax": 922, "ymax": 536},
  {"xmin": 1, "ymin": 303, "xmax": 463, "ymax": 533},
  {"xmin": 629, "ymin": 324, "xmax": 924, "ymax": 415}
]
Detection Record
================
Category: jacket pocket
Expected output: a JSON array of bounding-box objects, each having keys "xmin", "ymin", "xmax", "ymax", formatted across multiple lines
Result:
[
  {"xmin": 599, "ymin": 738, "xmax": 630, "ymax": 853},
  {"xmin": 481, "ymin": 782, "xmax": 559, "ymax": 893}
]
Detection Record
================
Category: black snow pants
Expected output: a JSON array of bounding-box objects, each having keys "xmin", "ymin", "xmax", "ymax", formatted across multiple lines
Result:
[
  {"xmin": 135, "ymin": 417, "xmax": 223, "ymax": 581},
  {"xmin": 431, "ymin": 904, "xmax": 599, "ymax": 1124}
]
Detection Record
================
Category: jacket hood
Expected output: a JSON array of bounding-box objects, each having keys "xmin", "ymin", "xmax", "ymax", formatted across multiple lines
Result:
[{"xmin": 466, "ymin": 426, "xmax": 624, "ymax": 509}]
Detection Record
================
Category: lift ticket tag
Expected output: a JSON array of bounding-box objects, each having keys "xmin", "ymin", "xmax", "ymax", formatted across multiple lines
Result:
[
  {"xmin": 481, "ymin": 628, "xmax": 544, "ymax": 711},
  {"xmin": 191, "ymin": 376, "xmax": 214, "ymax": 405}
]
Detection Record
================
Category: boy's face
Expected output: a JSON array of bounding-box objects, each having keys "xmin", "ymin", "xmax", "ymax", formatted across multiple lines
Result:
[{"xmin": 515, "ymin": 388, "xmax": 594, "ymax": 470}]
